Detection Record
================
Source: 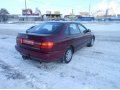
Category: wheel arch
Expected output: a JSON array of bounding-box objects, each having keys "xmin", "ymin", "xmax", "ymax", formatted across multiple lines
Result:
[
  {"xmin": 70, "ymin": 45, "xmax": 75, "ymax": 53},
  {"xmin": 93, "ymin": 35, "xmax": 95, "ymax": 40}
]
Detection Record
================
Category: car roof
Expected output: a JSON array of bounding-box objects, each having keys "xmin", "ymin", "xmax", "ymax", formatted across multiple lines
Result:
[{"xmin": 41, "ymin": 21, "xmax": 81, "ymax": 24}]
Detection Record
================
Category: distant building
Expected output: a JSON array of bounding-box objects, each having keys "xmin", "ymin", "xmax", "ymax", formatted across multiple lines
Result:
[
  {"xmin": 34, "ymin": 8, "xmax": 41, "ymax": 16},
  {"xmin": 80, "ymin": 12, "xmax": 89, "ymax": 16},
  {"xmin": 42, "ymin": 11, "xmax": 62, "ymax": 21},
  {"xmin": 76, "ymin": 16, "xmax": 94, "ymax": 21},
  {"xmin": 19, "ymin": 8, "xmax": 42, "ymax": 21},
  {"xmin": 64, "ymin": 15, "xmax": 77, "ymax": 21},
  {"xmin": 8, "ymin": 14, "xmax": 19, "ymax": 21},
  {"xmin": 22, "ymin": 9, "xmax": 33, "ymax": 16},
  {"xmin": 19, "ymin": 15, "xmax": 42, "ymax": 21}
]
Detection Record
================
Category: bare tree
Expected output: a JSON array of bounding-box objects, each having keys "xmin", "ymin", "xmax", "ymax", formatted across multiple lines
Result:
[{"xmin": 0, "ymin": 8, "xmax": 9, "ymax": 22}]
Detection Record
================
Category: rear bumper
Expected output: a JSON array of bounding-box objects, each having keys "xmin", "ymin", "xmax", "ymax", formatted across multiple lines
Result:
[{"xmin": 15, "ymin": 45, "xmax": 64, "ymax": 62}]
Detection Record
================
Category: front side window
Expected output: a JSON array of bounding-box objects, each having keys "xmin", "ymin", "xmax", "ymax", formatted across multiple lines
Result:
[
  {"xmin": 69, "ymin": 24, "xmax": 80, "ymax": 34},
  {"xmin": 78, "ymin": 24, "xmax": 87, "ymax": 33}
]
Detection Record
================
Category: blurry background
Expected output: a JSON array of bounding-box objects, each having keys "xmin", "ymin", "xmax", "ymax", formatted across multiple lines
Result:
[{"xmin": 0, "ymin": 0, "xmax": 120, "ymax": 22}]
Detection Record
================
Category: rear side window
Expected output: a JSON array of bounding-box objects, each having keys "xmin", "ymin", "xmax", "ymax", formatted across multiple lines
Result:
[
  {"xmin": 43, "ymin": 24, "xmax": 53, "ymax": 31},
  {"xmin": 69, "ymin": 24, "xmax": 80, "ymax": 35},
  {"xmin": 64, "ymin": 25, "xmax": 70, "ymax": 35},
  {"xmin": 28, "ymin": 22, "xmax": 63, "ymax": 34}
]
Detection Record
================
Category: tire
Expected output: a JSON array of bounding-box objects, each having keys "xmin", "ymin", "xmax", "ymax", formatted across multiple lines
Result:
[
  {"xmin": 87, "ymin": 37, "xmax": 95, "ymax": 47},
  {"xmin": 22, "ymin": 55, "xmax": 29, "ymax": 60},
  {"xmin": 62, "ymin": 47, "xmax": 73, "ymax": 64}
]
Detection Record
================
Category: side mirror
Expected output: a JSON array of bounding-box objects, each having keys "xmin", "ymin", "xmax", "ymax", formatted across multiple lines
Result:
[
  {"xmin": 84, "ymin": 29, "xmax": 91, "ymax": 33},
  {"xmin": 87, "ymin": 29, "xmax": 91, "ymax": 32}
]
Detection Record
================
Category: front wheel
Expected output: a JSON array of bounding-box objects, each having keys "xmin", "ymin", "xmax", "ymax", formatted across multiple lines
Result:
[
  {"xmin": 87, "ymin": 37, "xmax": 95, "ymax": 47},
  {"xmin": 62, "ymin": 48, "xmax": 73, "ymax": 64}
]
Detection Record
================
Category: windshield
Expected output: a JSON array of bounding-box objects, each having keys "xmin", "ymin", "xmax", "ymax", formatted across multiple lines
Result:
[{"xmin": 28, "ymin": 22, "xmax": 64, "ymax": 34}]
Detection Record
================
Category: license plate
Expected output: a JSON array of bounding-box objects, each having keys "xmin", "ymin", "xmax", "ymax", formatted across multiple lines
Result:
[{"xmin": 23, "ymin": 39, "xmax": 34, "ymax": 45}]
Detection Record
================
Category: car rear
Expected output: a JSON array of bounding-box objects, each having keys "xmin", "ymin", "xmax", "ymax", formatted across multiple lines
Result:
[{"xmin": 15, "ymin": 22, "xmax": 65, "ymax": 62}]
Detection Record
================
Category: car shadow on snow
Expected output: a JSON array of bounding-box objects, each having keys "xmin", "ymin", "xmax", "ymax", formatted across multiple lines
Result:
[{"xmin": 22, "ymin": 58, "xmax": 65, "ymax": 71}]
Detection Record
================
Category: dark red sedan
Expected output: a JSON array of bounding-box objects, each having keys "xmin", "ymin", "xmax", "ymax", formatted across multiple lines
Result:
[{"xmin": 15, "ymin": 22, "xmax": 95, "ymax": 63}]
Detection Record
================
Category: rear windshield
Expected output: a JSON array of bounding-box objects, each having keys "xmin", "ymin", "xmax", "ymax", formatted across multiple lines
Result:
[{"xmin": 27, "ymin": 22, "xmax": 64, "ymax": 34}]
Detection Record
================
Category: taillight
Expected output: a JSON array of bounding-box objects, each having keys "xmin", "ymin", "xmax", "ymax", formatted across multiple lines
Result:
[
  {"xmin": 34, "ymin": 42, "xmax": 54, "ymax": 49},
  {"xmin": 41, "ymin": 42, "xmax": 54, "ymax": 49},
  {"xmin": 17, "ymin": 38, "xmax": 22, "ymax": 43}
]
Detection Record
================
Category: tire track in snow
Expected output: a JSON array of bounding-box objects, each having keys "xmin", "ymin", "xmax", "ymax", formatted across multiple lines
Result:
[
  {"xmin": 0, "ymin": 59, "xmax": 25, "ymax": 80},
  {"xmin": 0, "ymin": 58, "xmax": 49, "ymax": 88}
]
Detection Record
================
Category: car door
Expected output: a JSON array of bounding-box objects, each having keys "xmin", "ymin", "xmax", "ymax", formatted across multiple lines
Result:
[
  {"xmin": 77, "ymin": 24, "xmax": 92, "ymax": 46},
  {"xmin": 68, "ymin": 23, "xmax": 82, "ymax": 51}
]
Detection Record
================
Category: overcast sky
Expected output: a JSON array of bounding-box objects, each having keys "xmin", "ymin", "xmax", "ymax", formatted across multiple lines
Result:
[{"xmin": 0, "ymin": 0, "xmax": 120, "ymax": 15}]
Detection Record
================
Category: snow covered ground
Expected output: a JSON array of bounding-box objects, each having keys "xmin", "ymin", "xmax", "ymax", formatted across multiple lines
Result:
[{"xmin": 0, "ymin": 23, "xmax": 120, "ymax": 89}]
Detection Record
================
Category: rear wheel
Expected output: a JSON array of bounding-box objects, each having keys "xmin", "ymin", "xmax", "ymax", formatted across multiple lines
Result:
[{"xmin": 62, "ymin": 48, "xmax": 73, "ymax": 64}]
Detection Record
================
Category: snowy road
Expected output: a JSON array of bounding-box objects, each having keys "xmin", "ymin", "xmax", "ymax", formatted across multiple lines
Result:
[{"xmin": 0, "ymin": 23, "xmax": 120, "ymax": 88}]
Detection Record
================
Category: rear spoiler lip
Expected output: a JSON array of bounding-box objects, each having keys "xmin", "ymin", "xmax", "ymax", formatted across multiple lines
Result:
[{"xmin": 18, "ymin": 32, "xmax": 53, "ymax": 36}]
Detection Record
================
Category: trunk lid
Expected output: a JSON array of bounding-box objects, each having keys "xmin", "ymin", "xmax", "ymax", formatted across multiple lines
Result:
[
  {"xmin": 17, "ymin": 32, "xmax": 53, "ymax": 41},
  {"xmin": 16, "ymin": 32, "xmax": 55, "ymax": 52}
]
